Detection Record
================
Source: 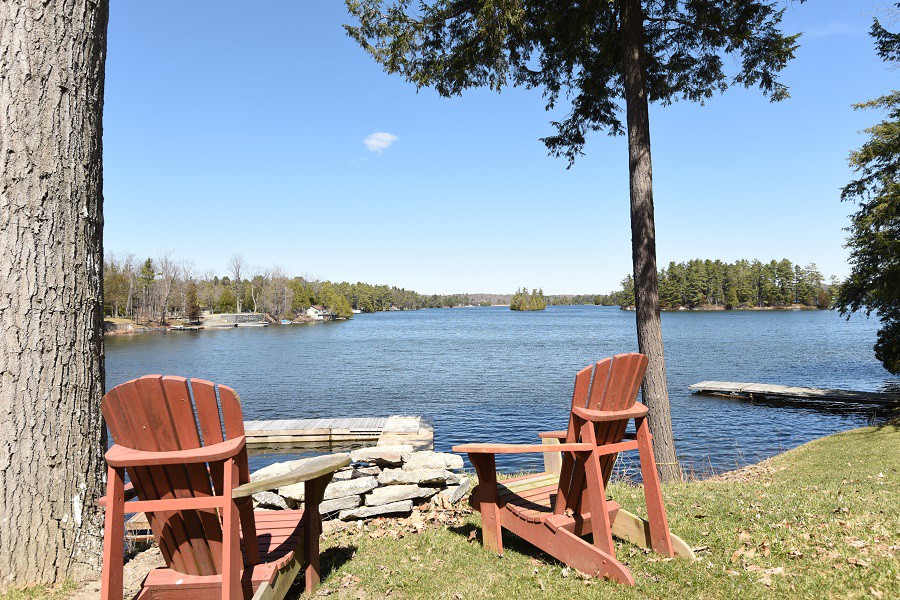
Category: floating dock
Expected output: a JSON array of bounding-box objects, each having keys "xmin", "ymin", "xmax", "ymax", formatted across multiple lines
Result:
[
  {"xmin": 689, "ymin": 381, "xmax": 899, "ymax": 406},
  {"xmin": 243, "ymin": 415, "xmax": 434, "ymax": 450}
]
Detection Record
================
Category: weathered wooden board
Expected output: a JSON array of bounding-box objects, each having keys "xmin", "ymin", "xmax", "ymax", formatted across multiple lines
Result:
[
  {"xmin": 690, "ymin": 381, "xmax": 899, "ymax": 406},
  {"xmin": 244, "ymin": 415, "xmax": 434, "ymax": 450}
]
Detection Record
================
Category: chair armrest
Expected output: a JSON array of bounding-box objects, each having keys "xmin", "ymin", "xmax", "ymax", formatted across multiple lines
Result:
[
  {"xmin": 453, "ymin": 443, "xmax": 592, "ymax": 455},
  {"xmin": 232, "ymin": 453, "xmax": 351, "ymax": 499},
  {"xmin": 105, "ymin": 436, "xmax": 245, "ymax": 467},
  {"xmin": 572, "ymin": 402, "xmax": 648, "ymax": 423},
  {"xmin": 537, "ymin": 430, "xmax": 567, "ymax": 439}
]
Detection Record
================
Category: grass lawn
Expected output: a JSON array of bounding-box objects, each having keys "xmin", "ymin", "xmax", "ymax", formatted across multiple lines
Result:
[
  {"xmin": 2, "ymin": 422, "xmax": 897, "ymax": 599},
  {"xmin": 306, "ymin": 422, "xmax": 899, "ymax": 599}
]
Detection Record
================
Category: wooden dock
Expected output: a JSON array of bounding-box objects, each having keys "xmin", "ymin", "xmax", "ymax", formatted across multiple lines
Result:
[
  {"xmin": 243, "ymin": 415, "xmax": 434, "ymax": 450},
  {"xmin": 689, "ymin": 381, "xmax": 899, "ymax": 406}
]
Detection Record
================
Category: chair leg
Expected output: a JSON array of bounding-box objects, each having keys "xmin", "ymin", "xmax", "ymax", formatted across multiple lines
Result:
[
  {"xmin": 580, "ymin": 423, "xmax": 615, "ymax": 556},
  {"xmin": 468, "ymin": 453, "xmax": 503, "ymax": 556},
  {"xmin": 222, "ymin": 459, "xmax": 243, "ymax": 600},
  {"xmin": 101, "ymin": 466, "xmax": 125, "ymax": 600},
  {"xmin": 303, "ymin": 475, "xmax": 329, "ymax": 595},
  {"xmin": 635, "ymin": 417, "xmax": 674, "ymax": 557}
]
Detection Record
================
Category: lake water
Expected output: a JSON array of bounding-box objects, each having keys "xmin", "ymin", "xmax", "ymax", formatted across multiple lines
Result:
[{"xmin": 105, "ymin": 306, "xmax": 898, "ymax": 475}]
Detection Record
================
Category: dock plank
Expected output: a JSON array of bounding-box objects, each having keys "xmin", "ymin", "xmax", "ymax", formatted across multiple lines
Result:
[{"xmin": 689, "ymin": 381, "xmax": 898, "ymax": 406}]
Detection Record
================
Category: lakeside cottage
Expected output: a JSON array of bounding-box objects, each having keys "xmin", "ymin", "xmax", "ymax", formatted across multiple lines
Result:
[{"xmin": 307, "ymin": 305, "xmax": 335, "ymax": 321}]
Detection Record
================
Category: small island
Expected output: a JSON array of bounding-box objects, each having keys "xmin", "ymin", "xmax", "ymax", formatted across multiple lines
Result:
[{"xmin": 510, "ymin": 287, "xmax": 547, "ymax": 311}]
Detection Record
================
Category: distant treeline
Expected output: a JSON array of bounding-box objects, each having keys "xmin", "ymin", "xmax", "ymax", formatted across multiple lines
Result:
[
  {"xmin": 612, "ymin": 259, "xmax": 837, "ymax": 310},
  {"xmin": 510, "ymin": 288, "xmax": 548, "ymax": 311},
  {"xmin": 104, "ymin": 252, "xmax": 501, "ymax": 324}
]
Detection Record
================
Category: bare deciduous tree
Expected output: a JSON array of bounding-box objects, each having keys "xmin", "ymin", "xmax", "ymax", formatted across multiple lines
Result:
[{"xmin": 228, "ymin": 254, "xmax": 246, "ymax": 313}]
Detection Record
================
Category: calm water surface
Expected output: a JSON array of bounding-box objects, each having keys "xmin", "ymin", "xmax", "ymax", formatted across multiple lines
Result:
[{"xmin": 105, "ymin": 306, "xmax": 897, "ymax": 474}]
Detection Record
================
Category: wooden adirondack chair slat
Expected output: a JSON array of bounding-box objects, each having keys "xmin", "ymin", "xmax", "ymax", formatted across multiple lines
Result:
[
  {"xmin": 454, "ymin": 353, "xmax": 695, "ymax": 585},
  {"xmin": 99, "ymin": 376, "xmax": 349, "ymax": 600}
]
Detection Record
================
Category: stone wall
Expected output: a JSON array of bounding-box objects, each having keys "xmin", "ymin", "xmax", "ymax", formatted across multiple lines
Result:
[{"xmin": 249, "ymin": 445, "xmax": 470, "ymax": 521}]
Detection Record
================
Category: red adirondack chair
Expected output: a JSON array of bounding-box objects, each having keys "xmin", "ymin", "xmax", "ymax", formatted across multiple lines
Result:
[
  {"xmin": 99, "ymin": 375, "xmax": 350, "ymax": 599},
  {"xmin": 453, "ymin": 353, "xmax": 695, "ymax": 584}
]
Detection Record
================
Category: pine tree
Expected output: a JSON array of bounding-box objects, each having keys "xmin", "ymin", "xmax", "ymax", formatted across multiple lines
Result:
[{"xmin": 346, "ymin": 0, "xmax": 801, "ymax": 481}]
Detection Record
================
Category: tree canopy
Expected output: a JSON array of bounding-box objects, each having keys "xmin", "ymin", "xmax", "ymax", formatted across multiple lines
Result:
[
  {"xmin": 611, "ymin": 258, "xmax": 832, "ymax": 310},
  {"xmin": 345, "ymin": 0, "xmax": 800, "ymax": 163},
  {"xmin": 510, "ymin": 287, "xmax": 547, "ymax": 311},
  {"xmin": 837, "ymin": 7, "xmax": 900, "ymax": 374}
]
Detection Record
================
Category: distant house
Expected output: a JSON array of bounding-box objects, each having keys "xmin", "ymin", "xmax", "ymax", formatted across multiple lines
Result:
[{"xmin": 306, "ymin": 305, "xmax": 334, "ymax": 321}]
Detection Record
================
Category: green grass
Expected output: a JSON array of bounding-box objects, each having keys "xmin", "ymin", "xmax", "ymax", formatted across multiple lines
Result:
[
  {"xmin": 309, "ymin": 422, "xmax": 899, "ymax": 599},
  {"xmin": 4, "ymin": 424, "xmax": 897, "ymax": 599},
  {"xmin": 0, "ymin": 582, "xmax": 74, "ymax": 600}
]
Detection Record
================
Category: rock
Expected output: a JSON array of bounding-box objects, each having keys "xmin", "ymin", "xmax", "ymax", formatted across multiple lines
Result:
[
  {"xmin": 434, "ymin": 478, "xmax": 470, "ymax": 507},
  {"xmin": 365, "ymin": 484, "xmax": 438, "ymax": 506},
  {"xmin": 332, "ymin": 467, "xmax": 355, "ymax": 481},
  {"xmin": 377, "ymin": 468, "xmax": 458, "ymax": 486},
  {"xmin": 353, "ymin": 465, "xmax": 382, "ymax": 478},
  {"xmin": 319, "ymin": 495, "xmax": 361, "ymax": 514},
  {"xmin": 350, "ymin": 445, "xmax": 413, "ymax": 466},
  {"xmin": 250, "ymin": 459, "xmax": 305, "ymax": 482},
  {"xmin": 277, "ymin": 483, "xmax": 305, "ymax": 503},
  {"xmin": 339, "ymin": 500, "xmax": 414, "ymax": 521},
  {"xmin": 324, "ymin": 476, "xmax": 378, "ymax": 500},
  {"xmin": 252, "ymin": 491, "xmax": 289, "ymax": 510},
  {"xmin": 280, "ymin": 475, "xmax": 376, "ymax": 503},
  {"xmin": 401, "ymin": 451, "xmax": 463, "ymax": 471}
]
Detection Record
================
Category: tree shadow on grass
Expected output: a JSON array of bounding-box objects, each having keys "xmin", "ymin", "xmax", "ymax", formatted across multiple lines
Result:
[{"xmin": 286, "ymin": 543, "xmax": 358, "ymax": 599}]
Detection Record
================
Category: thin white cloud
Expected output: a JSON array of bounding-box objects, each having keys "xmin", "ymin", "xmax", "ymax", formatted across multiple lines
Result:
[
  {"xmin": 805, "ymin": 21, "xmax": 866, "ymax": 39},
  {"xmin": 364, "ymin": 132, "xmax": 398, "ymax": 153}
]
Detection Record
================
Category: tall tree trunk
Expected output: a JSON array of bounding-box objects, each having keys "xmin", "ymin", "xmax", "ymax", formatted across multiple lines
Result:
[
  {"xmin": 0, "ymin": 0, "xmax": 109, "ymax": 583},
  {"xmin": 620, "ymin": 0, "xmax": 681, "ymax": 482}
]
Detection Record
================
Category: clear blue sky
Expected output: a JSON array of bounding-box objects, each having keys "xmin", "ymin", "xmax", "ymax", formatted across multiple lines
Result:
[{"xmin": 103, "ymin": 1, "xmax": 897, "ymax": 295}]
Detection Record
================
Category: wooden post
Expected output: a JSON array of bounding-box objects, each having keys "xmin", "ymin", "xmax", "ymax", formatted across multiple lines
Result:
[{"xmin": 100, "ymin": 466, "xmax": 125, "ymax": 600}]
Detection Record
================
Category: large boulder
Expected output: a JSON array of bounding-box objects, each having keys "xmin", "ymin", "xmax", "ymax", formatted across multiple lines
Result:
[
  {"xmin": 401, "ymin": 451, "xmax": 463, "ymax": 471},
  {"xmin": 339, "ymin": 500, "xmax": 413, "ymax": 521},
  {"xmin": 350, "ymin": 445, "xmax": 413, "ymax": 467},
  {"xmin": 377, "ymin": 468, "xmax": 461, "ymax": 486},
  {"xmin": 365, "ymin": 484, "xmax": 438, "ymax": 506}
]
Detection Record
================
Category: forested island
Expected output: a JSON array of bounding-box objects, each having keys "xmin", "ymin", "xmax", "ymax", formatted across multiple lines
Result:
[
  {"xmin": 510, "ymin": 288, "xmax": 547, "ymax": 311},
  {"xmin": 612, "ymin": 259, "xmax": 837, "ymax": 310}
]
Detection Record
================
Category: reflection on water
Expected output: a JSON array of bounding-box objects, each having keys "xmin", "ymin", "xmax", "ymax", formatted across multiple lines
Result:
[{"xmin": 106, "ymin": 306, "xmax": 897, "ymax": 474}]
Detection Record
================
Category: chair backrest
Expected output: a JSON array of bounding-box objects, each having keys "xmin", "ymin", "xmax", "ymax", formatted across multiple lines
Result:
[
  {"xmin": 101, "ymin": 375, "xmax": 252, "ymax": 576},
  {"xmin": 555, "ymin": 353, "xmax": 649, "ymax": 514}
]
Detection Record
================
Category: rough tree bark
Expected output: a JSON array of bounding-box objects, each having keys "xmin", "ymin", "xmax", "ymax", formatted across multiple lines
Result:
[
  {"xmin": 0, "ymin": 0, "xmax": 109, "ymax": 584},
  {"xmin": 620, "ymin": 0, "xmax": 681, "ymax": 482}
]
